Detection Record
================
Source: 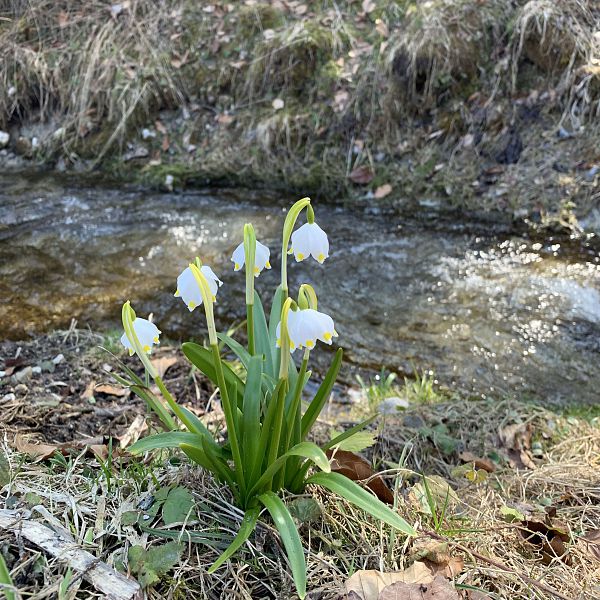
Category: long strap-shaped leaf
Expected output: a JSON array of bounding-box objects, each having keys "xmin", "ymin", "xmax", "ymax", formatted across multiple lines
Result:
[
  {"xmin": 258, "ymin": 492, "xmax": 307, "ymax": 600},
  {"xmin": 301, "ymin": 348, "xmax": 343, "ymax": 439},
  {"xmin": 307, "ymin": 472, "xmax": 416, "ymax": 536},
  {"xmin": 242, "ymin": 356, "xmax": 264, "ymax": 472},
  {"xmin": 207, "ymin": 507, "xmax": 260, "ymax": 574},
  {"xmin": 247, "ymin": 442, "xmax": 330, "ymax": 498},
  {"xmin": 129, "ymin": 431, "xmax": 219, "ymax": 455},
  {"xmin": 217, "ymin": 332, "xmax": 251, "ymax": 369},
  {"xmin": 253, "ymin": 291, "xmax": 273, "ymax": 373}
]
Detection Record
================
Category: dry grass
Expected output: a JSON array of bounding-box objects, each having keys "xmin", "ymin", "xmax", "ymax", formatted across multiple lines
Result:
[{"xmin": 1, "ymin": 375, "xmax": 598, "ymax": 599}]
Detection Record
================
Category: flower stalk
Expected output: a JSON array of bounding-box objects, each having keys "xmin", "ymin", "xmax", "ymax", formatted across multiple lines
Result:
[
  {"xmin": 244, "ymin": 224, "xmax": 256, "ymax": 355},
  {"xmin": 281, "ymin": 197, "xmax": 311, "ymax": 295}
]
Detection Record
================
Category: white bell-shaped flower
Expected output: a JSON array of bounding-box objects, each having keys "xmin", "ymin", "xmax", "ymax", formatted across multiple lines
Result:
[
  {"xmin": 231, "ymin": 240, "xmax": 272, "ymax": 276},
  {"xmin": 276, "ymin": 308, "xmax": 337, "ymax": 352},
  {"xmin": 290, "ymin": 222, "xmax": 329, "ymax": 264},
  {"xmin": 120, "ymin": 317, "xmax": 160, "ymax": 355},
  {"xmin": 175, "ymin": 265, "xmax": 222, "ymax": 311}
]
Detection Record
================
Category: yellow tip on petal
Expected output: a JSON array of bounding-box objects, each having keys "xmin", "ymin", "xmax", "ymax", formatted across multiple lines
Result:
[
  {"xmin": 297, "ymin": 252, "xmax": 304, "ymax": 261},
  {"xmin": 266, "ymin": 261, "xmax": 271, "ymax": 269},
  {"xmin": 129, "ymin": 349, "xmax": 135, "ymax": 356},
  {"xmin": 291, "ymin": 342, "xmax": 296, "ymax": 350},
  {"xmin": 324, "ymin": 332, "xmax": 332, "ymax": 341},
  {"xmin": 143, "ymin": 345, "xmax": 150, "ymax": 352},
  {"xmin": 276, "ymin": 339, "xmax": 281, "ymax": 348},
  {"xmin": 306, "ymin": 339, "xmax": 315, "ymax": 348},
  {"xmin": 234, "ymin": 262, "xmax": 240, "ymax": 270},
  {"xmin": 287, "ymin": 247, "xmax": 294, "ymax": 255},
  {"xmin": 318, "ymin": 253, "xmax": 325, "ymax": 263},
  {"xmin": 153, "ymin": 336, "xmax": 159, "ymax": 343},
  {"xmin": 188, "ymin": 301, "xmax": 196, "ymax": 310},
  {"xmin": 174, "ymin": 289, "xmax": 180, "ymax": 297},
  {"xmin": 254, "ymin": 266, "xmax": 260, "ymax": 274},
  {"xmin": 212, "ymin": 295, "xmax": 216, "ymax": 301}
]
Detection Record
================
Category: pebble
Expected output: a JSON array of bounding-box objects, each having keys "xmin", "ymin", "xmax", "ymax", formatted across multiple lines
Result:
[
  {"xmin": 1, "ymin": 393, "xmax": 16, "ymax": 402},
  {"xmin": 14, "ymin": 383, "xmax": 28, "ymax": 395},
  {"xmin": 52, "ymin": 353, "xmax": 65, "ymax": 365},
  {"xmin": 31, "ymin": 366, "xmax": 42, "ymax": 375},
  {"xmin": 14, "ymin": 366, "xmax": 32, "ymax": 382},
  {"xmin": 379, "ymin": 396, "xmax": 410, "ymax": 414},
  {"xmin": 0, "ymin": 131, "xmax": 9, "ymax": 148}
]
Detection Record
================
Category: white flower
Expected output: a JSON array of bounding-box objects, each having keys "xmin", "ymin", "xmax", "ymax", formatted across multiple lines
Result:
[
  {"xmin": 290, "ymin": 222, "xmax": 329, "ymax": 264},
  {"xmin": 231, "ymin": 240, "xmax": 272, "ymax": 276},
  {"xmin": 175, "ymin": 265, "xmax": 222, "ymax": 311},
  {"xmin": 121, "ymin": 318, "xmax": 160, "ymax": 355},
  {"xmin": 276, "ymin": 308, "xmax": 338, "ymax": 352}
]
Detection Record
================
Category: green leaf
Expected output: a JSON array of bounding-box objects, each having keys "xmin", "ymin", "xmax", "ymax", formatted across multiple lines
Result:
[
  {"xmin": 307, "ymin": 472, "xmax": 416, "ymax": 536},
  {"xmin": 323, "ymin": 415, "xmax": 378, "ymax": 451},
  {"xmin": 0, "ymin": 552, "xmax": 15, "ymax": 600},
  {"xmin": 258, "ymin": 492, "xmax": 306, "ymax": 600},
  {"xmin": 129, "ymin": 432, "xmax": 216, "ymax": 455},
  {"xmin": 288, "ymin": 497, "xmax": 322, "ymax": 525},
  {"xmin": 242, "ymin": 356, "xmax": 264, "ymax": 471},
  {"xmin": 248, "ymin": 442, "xmax": 330, "ymax": 498},
  {"xmin": 330, "ymin": 430, "xmax": 377, "ymax": 453},
  {"xmin": 0, "ymin": 450, "xmax": 11, "ymax": 488},
  {"xmin": 128, "ymin": 541, "xmax": 182, "ymax": 589},
  {"xmin": 182, "ymin": 342, "xmax": 245, "ymax": 403},
  {"xmin": 139, "ymin": 523, "xmax": 228, "ymax": 549},
  {"xmin": 217, "ymin": 332, "xmax": 251, "ymax": 369},
  {"xmin": 301, "ymin": 348, "xmax": 343, "ymax": 440},
  {"xmin": 162, "ymin": 486, "xmax": 195, "ymax": 525},
  {"xmin": 268, "ymin": 286, "xmax": 284, "ymax": 375},
  {"xmin": 208, "ymin": 507, "xmax": 260, "ymax": 573},
  {"xmin": 129, "ymin": 385, "xmax": 175, "ymax": 431},
  {"xmin": 499, "ymin": 505, "xmax": 525, "ymax": 523}
]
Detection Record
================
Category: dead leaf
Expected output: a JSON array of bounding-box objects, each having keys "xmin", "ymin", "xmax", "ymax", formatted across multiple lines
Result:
[
  {"xmin": 150, "ymin": 356, "xmax": 178, "ymax": 379},
  {"xmin": 217, "ymin": 114, "xmax": 235, "ymax": 126},
  {"xmin": 95, "ymin": 383, "xmax": 130, "ymax": 398},
  {"xmin": 580, "ymin": 529, "xmax": 600, "ymax": 562},
  {"xmin": 58, "ymin": 11, "xmax": 69, "ymax": 28},
  {"xmin": 119, "ymin": 415, "xmax": 148, "ymax": 449},
  {"xmin": 345, "ymin": 562, "xmax": 433, "ymax": 600},
  {"xmin": 349, "ymin": 165, "xmax": 374, "ymax": 184},
  {"xmin": 375, "ymin": 19, "xmax": 389, "ymax": 37},
  {"xmin": 410, "ymin": 540, "xmax": 464, "ymax": 578},
  {"xmin": 498, "ymin": 423, "xmax": 536, "ymax": 470},
  {"xmin": 379, "ymin": 575, "xmax": 460, "ymax": 600},
  {"xmin": 519, "ymin": 514, "xmax": 570, "ymax": 565},
  {"xmin": 81, "ymin": 380, "xmax": 96, "ymax": 401},
  {"xmin": 333, "ymin": 89, "xmax": 349, "ymax": 112},
  {"xmin": 362, "ymin": 0, "xmax": 376, "ymax": 14},
  {"xmin": 155, "ymin": 120, "xmax": 167, "ymax": 135},
  {"xmin": 458, "ymin": 451, "xmax": 496, "ymax": 473},
  {"xmin": 374, "ymin": 184, "xmax": 393, "ymax": 199},
  {"xmin": 14, "ymin": 435, "xmax": 62, "ymax": 461},
  {"xmin": 161, "ymin": 135, "xmax": 170, "ymax": 152},
  {"xmin": 327, "ymin": 449, "xmax": 394, "ymax": 504}
]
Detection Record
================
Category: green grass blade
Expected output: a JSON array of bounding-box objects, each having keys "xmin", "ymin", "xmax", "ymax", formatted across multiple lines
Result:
[
  {"xmin": 307, "ymin": 472, "xmax": 416, "ymax": 536},
  {"xmin": 258, "ymin": 492, "xmax": 306, "ymax": 600},
  {"xmin": 0, "ymin": 552, "xmax": 15, "ymax": 600},
  {"xmin": 129, "ymin": 431, "xmax": 218, "ymax": 454},
  {"xmin": 208, "ymin": 507, "xmax": 260, "ymax": 573},
  {"xmin": 248, "ymin": 442, "xmax": 330, "ymax": 498},
  {"xmin": 322, "ymin": 414, "xmax": 378, "ymax": 450},
  {"xmin": 301, "ymin": 348, "xmax": 343, "ymax": 439}
]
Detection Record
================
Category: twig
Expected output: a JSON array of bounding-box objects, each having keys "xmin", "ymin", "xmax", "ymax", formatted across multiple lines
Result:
[{"xmin": 421, "ymin": 529, "xmax": 573, "ymax": 600}]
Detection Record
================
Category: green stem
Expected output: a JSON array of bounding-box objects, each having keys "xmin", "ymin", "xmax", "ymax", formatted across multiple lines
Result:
[
  {"xmin": 246, "ymin": 303, "xmax": 255, "ymax": 356},
  {"xmin": 211, "ymin": 343, "xmax": 246, "ymax": 496},
  {"xmin": 281, "ymin": 197, "xmax": 311, "ymax": 295},
  {"xmin": 155, "ymin": 376, "xmax": 197, "ymax": 432}
]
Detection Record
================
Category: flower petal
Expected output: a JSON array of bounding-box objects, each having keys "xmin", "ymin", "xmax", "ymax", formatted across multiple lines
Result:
[
  {"xmin": 291, "ymin": 224, "xmax": 312, "ymax": 262},
  {"xmin": 231, "ymin": 243, "xmax": 245, "ymax": 271},
  {"xmin": 176, "ymin": 266, "xmax": 203, "ymax": 311}
]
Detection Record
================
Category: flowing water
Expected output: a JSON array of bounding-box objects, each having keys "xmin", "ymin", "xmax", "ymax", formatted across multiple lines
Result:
[{"xmin": 2, "ymin": 173, "xmax": 599, "ymax": 405}]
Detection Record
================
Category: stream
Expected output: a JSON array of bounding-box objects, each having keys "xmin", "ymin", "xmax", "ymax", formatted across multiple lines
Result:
[{"xmin": 1, "ymin": 173, "xmax": 599, "ymax": 405}]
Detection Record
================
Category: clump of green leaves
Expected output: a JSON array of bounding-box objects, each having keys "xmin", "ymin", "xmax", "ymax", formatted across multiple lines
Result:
[{"xmin": 119, "ymin": 198, "xmax": 416, "ymax": 598}]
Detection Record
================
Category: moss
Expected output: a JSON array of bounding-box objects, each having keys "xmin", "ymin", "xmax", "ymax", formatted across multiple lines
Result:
[{"xmin": 236, "ymin": 3, "xmax": 285, "ymax": 38}]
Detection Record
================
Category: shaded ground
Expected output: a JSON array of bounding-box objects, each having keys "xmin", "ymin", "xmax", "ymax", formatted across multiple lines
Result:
[
  {"xmin": 1, "ymin": 330, "xmax": 599, "ymax": 599},
  {"xmin": 1, "ymin": 0, "xmax": 600, "ymax": 221}
]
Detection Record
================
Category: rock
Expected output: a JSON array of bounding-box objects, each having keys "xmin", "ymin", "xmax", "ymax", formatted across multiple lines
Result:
[
  {"xmin": 15, "ymin": 137, "xmax": 32, "ymax": 157},
  {"xmin": 14, "ymin": 366, "xmax": 33, "ymax": 383},
  {"xmin": 31, "ymin": 366, "xmax": 42, "ymax": 375},
  {"xmin": 52, "ymin": 353, "xmax": 65, "ymax": 365},
  {"xmin": 141, "ymin": 128, "xmax": 156, "ymax": 140},
  {"xmin": 14, "ymin": 383, "xmax": 28, "ymax": 395},
  {"xmin": 1, "ymin": 393, "xmax": 16, "ymax": 403},
  {"xmin": 164, "ymin": 174, "xmax": 174, "ymax": 191},
  {"xmin": 379, "ymin": 396, "xmax": 410, "ymax": 414},
  {"xmin": 40, "ymin": 360, "xmax": 55, "ymax": 373},
  {"xmin": 0, "ymin": 131, "xmax": 9, "ymax": 148}
]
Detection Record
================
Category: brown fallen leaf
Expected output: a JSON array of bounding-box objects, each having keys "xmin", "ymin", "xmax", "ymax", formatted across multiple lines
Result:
[
  {"xmin": 375, "ymin": 18, "xmax": 389, "ymax": 37},
  {"xmin": 349, "ymin": 165, "xmax": 374, "ymax": 184},
  {"xmin": 81, "ymin": 380, "xmax": 97, "ymax": 401},
  {"xmin": 580, "ymin": 529, "xmax": 600, "ymax": 562},
  {"xmin": 327, "ymin": 449, "xmax": 394, "ymax": 504},
  {"xmin": 14, "ymin": 435, "xmax": 106, "ymax": 462},
  {"xmin": 95, "ymin": 383, "xmax": 130, "ymax": 398},
  {"xmin": 519, "ymin": 514, "xmax": 570, "ymax": 565},
  {"xmin": 498, "ymin": 422, "xmax": 536, "ymax": 470},
  {"xmin": 119, "ymin": 414, "xmax": 148, "ymax": 449},
  {"xmin": 345, "ymin": 562, "xmax": 433, "ymax": 600},
  {"xmin": 379, "ymin": 575, "xmax": 460, "ymax": 600},
  {"xmin": 410, "ymin": 540, "xmax": 464, "ymax": 578},
  {"xmin": 217, "ymin": 114, "xmax": 235, "ymax": 125},
  {"xmin": 150, "ymin": 356, "xmax": 178, "ymax": 379},
  {"xmin": 458, "ymin": 451, "xmax": 496, "ymax": 473},
  {"xmin": 374, "ymin": 183, "xmax": 393, "ymax": 199}
]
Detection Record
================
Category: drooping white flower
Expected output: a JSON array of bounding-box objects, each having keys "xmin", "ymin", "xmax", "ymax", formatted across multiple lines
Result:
[
  {"xmin": 231, "ymin": 240, "xmax": 272, "ymax": 276},
  {"xmin": 276, "ymin": 308, "xmax": 338, "ymax": 352},
  {"xmin": 290, "ymin": 222, "xmax": 329, "ymax": 264},
  {"xmin": 120, "ymin": 317, "xmax": 161, "ymax": 355},
  {"xmin": 175, "ymin": 265, "xmax": 222, "ymax": 311}
]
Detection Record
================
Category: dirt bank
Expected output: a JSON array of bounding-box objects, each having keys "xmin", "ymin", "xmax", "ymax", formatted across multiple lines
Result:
[{"xmin": 1, "ymin": 0, "xmax": 600, "ymax": 222}]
